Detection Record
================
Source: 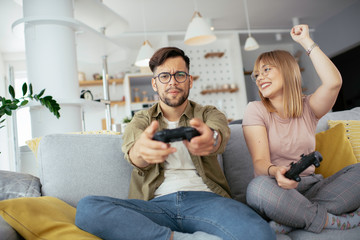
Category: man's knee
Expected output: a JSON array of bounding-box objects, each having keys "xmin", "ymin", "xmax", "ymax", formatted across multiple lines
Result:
[{"xmin": 75, "ymin": 196, "xmax": 103, "ymax": 230}]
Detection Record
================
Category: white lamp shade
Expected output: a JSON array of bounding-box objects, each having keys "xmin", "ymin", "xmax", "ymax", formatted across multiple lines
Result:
[
  {"xmin": 184, "ymin": 12, "xmax": 216, "ymax": 46},
  {"xmin": 244, "ymin": 36, "xmax": 259, "ymax": 51},
  {"xmin": 135, "ymin": 40, "xmax": 155, "ymax": 67}
]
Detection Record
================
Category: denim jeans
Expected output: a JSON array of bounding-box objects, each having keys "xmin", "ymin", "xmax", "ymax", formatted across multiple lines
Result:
[{"xmin": 75, "ymin": 191, "xmax": 275, "ymax": 240}]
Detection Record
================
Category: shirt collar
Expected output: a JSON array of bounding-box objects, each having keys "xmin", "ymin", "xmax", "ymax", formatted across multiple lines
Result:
[{"xmin": 150, "ymin": 100, "xmax": 195, "ymax": 121}]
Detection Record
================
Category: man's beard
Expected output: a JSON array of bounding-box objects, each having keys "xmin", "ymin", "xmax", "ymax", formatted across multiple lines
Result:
[{"xmin": 157, "ymin": 85, "xmax": 189, "ymax": 107}]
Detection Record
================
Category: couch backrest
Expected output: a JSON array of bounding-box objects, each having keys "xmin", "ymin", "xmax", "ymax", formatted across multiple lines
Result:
[
  {"xmin": 316, "ymin": 107, "xmax": 360, "ymax": 133},
  {"xmin": 37, "ymin": 107, "xmax": 360, "ymax": 207},
  {"xmin": 38, "ymin": 134, "xmax": 132, "ymax": 207},
  {"xmin": 221, "ymin": 124, "xmax": 253, "ymax": 204}
]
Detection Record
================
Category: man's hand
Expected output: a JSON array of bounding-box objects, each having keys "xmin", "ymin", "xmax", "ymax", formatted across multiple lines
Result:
[
  {"xmin": 183, "ymin": 118, "xmax": 220, "ymax": 156},
  {"xmin": 129, "ymin": 121, "xmax": 176, "ymax": 168}
]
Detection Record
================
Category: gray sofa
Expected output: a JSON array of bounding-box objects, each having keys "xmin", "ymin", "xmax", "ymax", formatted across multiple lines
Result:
[{"xmin": 1, "ymin": 107, "xmax": 360, "ymax": 240}]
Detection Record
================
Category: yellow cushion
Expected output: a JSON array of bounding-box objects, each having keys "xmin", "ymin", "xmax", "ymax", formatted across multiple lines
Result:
[
  {"xmin": 0, "ymin": 196, "xmax": 101, "ymax": 240},
  {"xmin": 328, "ymin": 120, "xmax": 360, "ymax": 162},
  {"xmin": 315, "ymin": 123, "xmax": 357, "ymax": 178}
]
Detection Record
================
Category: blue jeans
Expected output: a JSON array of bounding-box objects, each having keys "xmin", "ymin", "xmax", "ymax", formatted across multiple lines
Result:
[{"xmin": 75, "ymin": 191, "xmax": 275, "ymax": 240}]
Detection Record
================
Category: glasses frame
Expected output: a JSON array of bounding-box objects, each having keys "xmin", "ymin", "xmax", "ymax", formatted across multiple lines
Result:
[
  {"xmin": 154, "ymin": 71, "xmax": 190, "ymax": 84},
  {"xmin": 250, "ymin": 65, "xmax": 274, "ymax": 82}
]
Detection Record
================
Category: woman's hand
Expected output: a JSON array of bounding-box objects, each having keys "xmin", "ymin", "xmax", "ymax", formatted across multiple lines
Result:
[
  {"xmin": 290, "ymin": 24, "xmax": 313, "ymax": 47},
  {"xmin": 274, "ymin": 166, "xmax": 299, "ymax": 189}
]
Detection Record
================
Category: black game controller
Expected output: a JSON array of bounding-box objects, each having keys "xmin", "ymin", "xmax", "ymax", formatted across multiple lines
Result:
[
  {"xmin": 152, "ymin": 127, "xmax": 200, "ymax": 143},
  {"xmin": 284, "ymin": 151, "xmax": 323, "ymax": 182}
]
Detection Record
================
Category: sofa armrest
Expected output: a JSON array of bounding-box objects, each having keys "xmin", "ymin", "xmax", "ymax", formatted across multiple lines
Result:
[
  {"xmin": 0, "ymin": 170, "xmax": 40, "ymax": 240},
  {"xmin": 0, "ymin": 170, "xmax": 41, "ymax": 200}
]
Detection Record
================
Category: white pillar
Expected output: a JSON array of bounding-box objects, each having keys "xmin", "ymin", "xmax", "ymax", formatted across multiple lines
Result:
[{"xmin": 23, "ymin": 0, "xmax": 82, "ymax": 137}]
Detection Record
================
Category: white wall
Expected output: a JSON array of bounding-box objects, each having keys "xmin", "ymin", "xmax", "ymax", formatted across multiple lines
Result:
[
  {"xmin": 0, "ymin": 53, "xmax": 11, "ymax": 170},
  {"xmin": 169, "ymin": 34, "xmax": 248, "ymax": 121},
  {"xmin": 0, "ymin": 53, "xmax": 28, "ymax": 171},
  {"xmin": 314, "ymin": 0, "xmax": 360, "ymax": 57}
]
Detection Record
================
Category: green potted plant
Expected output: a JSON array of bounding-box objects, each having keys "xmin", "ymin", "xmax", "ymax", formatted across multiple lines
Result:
[
  {"xmin": 121, "ymin": 116, "xmax": 132, "ymax": 133},
  {"xmin": 0, "ymin": 82, "xmax": 61, "ymax": 131}
]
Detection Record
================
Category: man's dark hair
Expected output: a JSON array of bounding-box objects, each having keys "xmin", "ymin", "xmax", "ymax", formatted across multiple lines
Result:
[{"xmin": 149, "ymin": 47, "xmax": 190, "ymax": 73}]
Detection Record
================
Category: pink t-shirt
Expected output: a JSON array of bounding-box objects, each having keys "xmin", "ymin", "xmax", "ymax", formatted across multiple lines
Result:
[{"xmin": 242, "ymin": 96, "xmax": 319, "ymax": 176}]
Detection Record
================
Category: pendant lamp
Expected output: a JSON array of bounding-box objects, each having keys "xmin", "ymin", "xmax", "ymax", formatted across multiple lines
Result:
[
  {"xmin": 184, "ymin": 11, "xmax": 216, "ymax": 46},
  {"xmin": 243, "ymin": 0, "xmax": 259, "ymax": 51},
  {"xmin": 135, "ymin": 1, "xmax": 155, "ymax": 67},
  {"xmin": 135, "ymin": 40, "xmax": 155, "ymax": 67}
]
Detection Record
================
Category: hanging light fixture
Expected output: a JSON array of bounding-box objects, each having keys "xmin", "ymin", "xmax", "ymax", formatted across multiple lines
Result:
[
  {"xmin": 135, "ymin": 1, "xmax": 155, "ymax": 67},
  {"xmin": 135, "ymin": 40, "xmax": 154, "ymax": 67},
  {"xmin": 243, "ymin": 0, "xmax": 259, "ymax": 51},
  {"xmin": 184, "ymin": 0, "xmax": 216, "ymax": 46}
]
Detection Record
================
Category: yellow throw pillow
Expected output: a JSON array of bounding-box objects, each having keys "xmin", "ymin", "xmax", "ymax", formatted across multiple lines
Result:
[
  {"xmin": 0, "ymin": 196, "xmax": 101, "ymax": 240},
  {"xmin": 315, "ymin": 123, "xmax": 357, "ymax": 178},
  {"xmin": 328, "ymin": 120, "xmax": 360, "ymax": 162}
]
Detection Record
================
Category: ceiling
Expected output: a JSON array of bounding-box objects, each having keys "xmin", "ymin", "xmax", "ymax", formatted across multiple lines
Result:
[{"xmin": 0, "ymin": 0, "xmax": 359, "ymax": 54}]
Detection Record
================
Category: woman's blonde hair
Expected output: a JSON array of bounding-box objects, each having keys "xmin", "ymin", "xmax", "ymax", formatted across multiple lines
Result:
[{"xmin": 253, "ymin": 50, "xmax": 303, "ymax": 118}]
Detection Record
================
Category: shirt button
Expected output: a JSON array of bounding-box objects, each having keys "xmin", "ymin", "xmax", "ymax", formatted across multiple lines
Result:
[{"xmin": 138, "ymin": 171, "xmax": 144, "ymax": 176}]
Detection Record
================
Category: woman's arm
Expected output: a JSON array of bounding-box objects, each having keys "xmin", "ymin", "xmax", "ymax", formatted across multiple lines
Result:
[
  {"xmin": 291, "ymin": 24, "xmax": 342, "ymax": 119},
  {"xmin": 243, "ymin": 125, "xmax": 299, "ymax": 189},
  {"xmin": 243, "ymin": 125, "xmax": 272, "ymax": 176}
]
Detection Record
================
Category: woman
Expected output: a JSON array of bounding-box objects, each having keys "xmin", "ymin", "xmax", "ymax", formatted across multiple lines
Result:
[{"xmin": 242, "ymin": 24, "xmax": 360, "ymax": 234}]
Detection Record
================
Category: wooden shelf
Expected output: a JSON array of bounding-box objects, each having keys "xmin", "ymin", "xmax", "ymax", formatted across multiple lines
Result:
[
  {"xmin": 200, "ymin": 88, "xmax": 239, "ymax": 95},
  {"xmin": 204, "ymin": 52, "xmax": 225, "ymax": 58},
  {"xmin": 131, "ymin": 100, "xmax": 157, "ymax": 105},
  {"xmin": 110, "ymin": 100, "xmax": 125, "ymax": 106},
  {"xmin": 79, "ymin": 78, "xmax": 124, "ymax": 86}
]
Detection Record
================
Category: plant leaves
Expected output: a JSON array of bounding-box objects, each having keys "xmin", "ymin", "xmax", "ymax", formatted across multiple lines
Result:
[
  {"xmin": 9, "ymin": 85, "xmax": 15, "ymax": 99},
  {"xmin": 8, "ymin": 104, "xmax": 18, "ymax": 110},
  {"xmin": 20, "ymin": 100, "xmax": 29, "ymax": 106},
  {"xmin": 22, "ymin": 82, "xmax": 27, "ymax": 96},
  {"xmin": 37, "ymin": 89, "xmax": 45, "ymax": 98},
  {"xmin": 29, "ymin": 83, "xmax": 33, "ymax": 95},
  {"xmin": 4, "ymin": 107, "xmax": 12, "ymax": 116}
]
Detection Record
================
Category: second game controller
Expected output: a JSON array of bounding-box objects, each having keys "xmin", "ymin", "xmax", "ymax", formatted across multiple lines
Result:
[
  {"xmin": 284, "ymin": 151, "xmax": 323, "ymax": 182},
  {"xmin": 152, "ymin": 127, "xmax": 200, "ymax": 143}
]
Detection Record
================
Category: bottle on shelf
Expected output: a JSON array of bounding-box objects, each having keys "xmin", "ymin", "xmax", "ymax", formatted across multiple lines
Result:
[{"xmin": 133, "ymin": 88, "xmax": 140, "ymax": 102}]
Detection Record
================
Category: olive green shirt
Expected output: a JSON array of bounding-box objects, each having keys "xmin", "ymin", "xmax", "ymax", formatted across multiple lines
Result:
[{"xmin": 121, "ymin": 100, "xmax": 231, "ymax": 201}]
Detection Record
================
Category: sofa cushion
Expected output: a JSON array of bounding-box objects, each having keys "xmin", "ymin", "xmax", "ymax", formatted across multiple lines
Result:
[
  {"xmin": 0, "ymin": 217, "xmax": 24, "ymax": 240},
  {"xmin": 222, "ymin": 124, "xmax": 254, "ymax": 204},
  {"xmin": 0, "ymin": 170, "xmax": 41, "ymax": 201},
  {"xmin": 315, "ymin": 123, "xmax": 357, "ymax": 178},
  {"xmin": 38, "ymin": 134, "xmax": 133, "ymax": 207},
  {"xmin": 0, "ymin": 196, "xmax": 100, "ymax": 239},
  {"xmin": 328, "ymin": 120, "xmax": 360, "ymax": 162},
  {"xmin": 316, "ymin": 107, "xmax": 360, "ymax": 133}
]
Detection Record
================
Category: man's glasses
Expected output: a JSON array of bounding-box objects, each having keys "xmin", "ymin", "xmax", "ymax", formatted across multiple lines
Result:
[
  {"xmin": 154, "ymin": 71, "xmax": 189, "ymax": 84},
  {"xmin": 251, "ymin": 66, "xmax": 274, "ymax": 82}
]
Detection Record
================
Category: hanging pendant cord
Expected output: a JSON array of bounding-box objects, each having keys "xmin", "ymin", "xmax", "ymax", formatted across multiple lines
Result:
[{"xmin": 243, "ymin": 0, "xmax": 252, "ymax": 37}]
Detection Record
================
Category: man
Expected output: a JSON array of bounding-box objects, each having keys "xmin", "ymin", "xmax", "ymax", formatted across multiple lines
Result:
[{"xmin": 75, "ymin": 47, "xmax": 275, "ymax": 240}]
